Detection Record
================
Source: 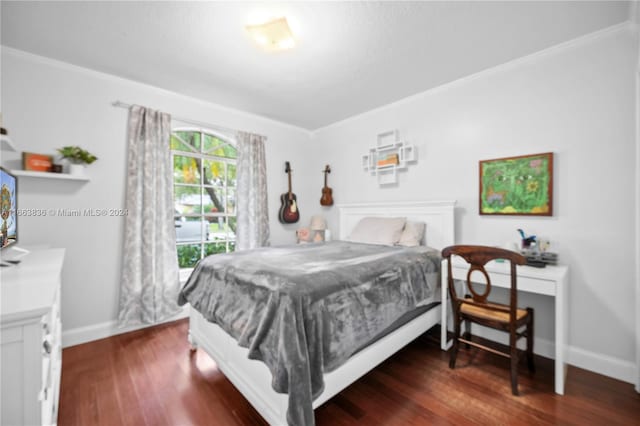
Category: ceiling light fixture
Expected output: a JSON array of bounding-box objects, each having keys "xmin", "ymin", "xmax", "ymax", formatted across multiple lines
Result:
[{"xmin": 246, "ymin": 17, "xmax": 295, "ymax": 51}]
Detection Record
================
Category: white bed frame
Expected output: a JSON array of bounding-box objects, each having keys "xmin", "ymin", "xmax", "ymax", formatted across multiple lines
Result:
[{"xmin": 187, "ymin": 200, "xmax": 456, "ymax": 425}]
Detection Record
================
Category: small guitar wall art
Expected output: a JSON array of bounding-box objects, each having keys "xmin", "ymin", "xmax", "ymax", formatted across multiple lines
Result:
[
  {"xmin": 320, "ymin": 165, "xmax": 333, "ymax": 206},
  {"xmin": 278, "ymin": 161, "xmax": 300, "ymax": 224}
]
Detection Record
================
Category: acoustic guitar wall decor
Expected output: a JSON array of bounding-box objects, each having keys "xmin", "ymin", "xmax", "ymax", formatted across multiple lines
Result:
[
  {"xmin": 320, "ymin": 165, "xmax": 333, "ymax": 206},
  {"xmin": 278, "ymin": 161, "xmax": 300, "ymax": 223}
]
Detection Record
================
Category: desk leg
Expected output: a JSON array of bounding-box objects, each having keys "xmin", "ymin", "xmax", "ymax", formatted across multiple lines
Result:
[
  {"xmin": 441, "ymin": 266, "xmax": 452, "ymax": 351},
  {"xmin": 555, "ymin": 273, "xmax": 568, "ymax": 394}
]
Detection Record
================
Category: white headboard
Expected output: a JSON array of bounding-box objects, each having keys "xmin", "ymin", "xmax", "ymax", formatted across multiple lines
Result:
[{"xmin": 337, "ymin": 200, "xmax": 456, "ymax": 250}]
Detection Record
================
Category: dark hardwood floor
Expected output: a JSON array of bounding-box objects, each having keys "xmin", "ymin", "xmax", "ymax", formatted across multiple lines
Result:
[{"xmin": 58, "ymin": 319, "xmax": 640, "ymax": 425}]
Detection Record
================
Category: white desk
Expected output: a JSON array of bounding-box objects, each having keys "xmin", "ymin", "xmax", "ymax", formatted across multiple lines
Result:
[{"xmin": 440, "ymin": 258, "xmax": 569, "ymax": 395}]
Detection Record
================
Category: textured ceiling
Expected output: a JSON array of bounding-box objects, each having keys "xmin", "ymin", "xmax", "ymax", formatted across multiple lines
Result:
[{"xmin": 1, "ymin": 1, "xmax": 631, "ymax": 130}]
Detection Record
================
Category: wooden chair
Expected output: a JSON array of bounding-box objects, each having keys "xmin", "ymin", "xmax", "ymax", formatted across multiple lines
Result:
[{"xmin": 442, "ymin": 245, "xmax": 534, "ymax": 395}]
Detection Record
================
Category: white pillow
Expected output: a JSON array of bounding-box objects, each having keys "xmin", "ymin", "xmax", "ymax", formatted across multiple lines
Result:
[
  {"xmin": 348, "ymin": 217, "xmax": 406, "ymax": 245},
  {"xmin": 397, "ymin": 221, "xmax": 426, "ymax": 247}
]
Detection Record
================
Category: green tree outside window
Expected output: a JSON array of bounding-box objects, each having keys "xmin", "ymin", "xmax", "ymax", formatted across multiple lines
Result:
[{"xmin": 171, "ymin": 129, "xmax": 237, "ymax": 268}]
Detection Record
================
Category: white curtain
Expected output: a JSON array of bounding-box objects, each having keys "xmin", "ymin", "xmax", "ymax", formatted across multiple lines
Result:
[
  {"xmin": 235, "ymin": 131, "xmax": 270, "ymax": 250},
  {"xmin": 118, "ymin": 105, "xmax": 181, "ymax": 326}
]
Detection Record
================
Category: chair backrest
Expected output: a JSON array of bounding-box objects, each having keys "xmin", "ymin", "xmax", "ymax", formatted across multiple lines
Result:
[{"xmin": 442, "ymin": 245, "xmax": 526, "ymax": 313}]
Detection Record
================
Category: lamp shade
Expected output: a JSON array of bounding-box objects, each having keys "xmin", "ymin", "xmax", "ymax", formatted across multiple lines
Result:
[{"xmin": 310, "ymin": 215, "xmax": 327, "ymax": 231}]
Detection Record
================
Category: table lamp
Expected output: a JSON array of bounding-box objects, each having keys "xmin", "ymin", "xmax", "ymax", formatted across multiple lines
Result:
[{"xmin": 310, "ymin": 215, "xmax": 327, "ymax": 242}]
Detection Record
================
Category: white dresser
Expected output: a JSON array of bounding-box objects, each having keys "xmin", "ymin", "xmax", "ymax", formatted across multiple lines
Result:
[{"xmin": 1, "ymin": 249, "xmax": 64, "ymax": 426}]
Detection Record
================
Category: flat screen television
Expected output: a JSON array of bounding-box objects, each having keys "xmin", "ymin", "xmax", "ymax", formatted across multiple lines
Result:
[{"xmin": 0, "ymin": 167, "xmax": 17, "ymax": 249}]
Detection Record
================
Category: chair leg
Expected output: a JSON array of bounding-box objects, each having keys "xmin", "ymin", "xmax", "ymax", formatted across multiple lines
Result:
[
  {"xmin": 463, "ymin": 318, "xmax": 471, "ymax": 349},
  {"xmin": 510, "ymin": 329, "xmax": 519, "ymax": 396},
  {"xmin": 526, "ymin": 308, "xmax": 535, "ymax": 373},
  {"xmin": 449, "ymin": 313, "xmax": 461, "ymax": 369}
]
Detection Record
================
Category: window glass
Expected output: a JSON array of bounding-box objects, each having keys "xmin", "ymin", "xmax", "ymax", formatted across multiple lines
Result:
[{"xmin": 172, "ymin": 129, "xmax": 236, "ymax": 269}]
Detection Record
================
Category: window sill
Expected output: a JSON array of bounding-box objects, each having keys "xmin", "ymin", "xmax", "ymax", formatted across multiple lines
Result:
[{"xmin": 179, "ymin": 268, "xmax": 194, "ymax": 284}]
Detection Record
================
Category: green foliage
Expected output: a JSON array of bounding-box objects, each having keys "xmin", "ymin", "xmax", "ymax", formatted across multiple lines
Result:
[
  {"xmin": 205, "ymin": 242, "xmax": 228, "ymax": 256},
  {"xmin": 203, "ymin": 133, "xmax": 237, "ymax": 158},
  {"xmin": 177, "ymin": 245, "xmax": 201, "ymax": 269},
  {"xmin": 176, "ymin": 241, "xmax": 235, "ymax": 269},
  {"xmin": 171, "ymin": 132, "xmax": 200, "ymax": 152},
  {"xmin": 173, "ymin": 129, "xmax": 238, "ymax": 269},
  {"xmin": 173, "ymin": 155, "xmax": 199, "ymax": 184},
  {"xmin": 57, "ymin": 146, "xmax": 98, "ymax": 165}
]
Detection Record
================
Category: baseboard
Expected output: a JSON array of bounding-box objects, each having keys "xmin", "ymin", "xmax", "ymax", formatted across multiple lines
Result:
[
  {"xmin": 567, "ymin": 346, "xmax": 637, "ymax": 385},
  {"xmin": 62, "ymin": 306, "xmax": 189, "ymax": 348},
  {"xmin": 468, "ymin": 326, "xmax": 636, "ymax": 385}
]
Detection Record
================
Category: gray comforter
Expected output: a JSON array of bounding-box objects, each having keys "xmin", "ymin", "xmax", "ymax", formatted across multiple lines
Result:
[{"xmin": 178, "ymin": 241, "xmax": 441, "ymax": 426}]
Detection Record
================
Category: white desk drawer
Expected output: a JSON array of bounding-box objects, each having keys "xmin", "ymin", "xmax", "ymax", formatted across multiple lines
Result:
[{"xmin": 449, "ymin": 265, "xmax": 556, "ymax": 296}]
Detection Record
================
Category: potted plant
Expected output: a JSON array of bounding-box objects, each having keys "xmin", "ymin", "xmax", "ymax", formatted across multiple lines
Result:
[{"xmin": 56, "ymin": 146, "xmax": 98, "ymax": 175}]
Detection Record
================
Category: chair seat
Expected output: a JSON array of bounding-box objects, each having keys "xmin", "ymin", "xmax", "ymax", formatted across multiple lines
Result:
[{"xmin": 460, "ymin": 301, "xmax": 528, "ymax": 323}]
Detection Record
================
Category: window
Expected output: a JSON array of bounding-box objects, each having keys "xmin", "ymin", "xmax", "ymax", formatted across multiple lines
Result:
[{"xmin": 171, "ymin": 129, "xmax": 237, "ymax": 269}]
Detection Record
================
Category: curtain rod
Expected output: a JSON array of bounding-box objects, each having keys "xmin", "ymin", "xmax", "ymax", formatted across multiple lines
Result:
[{"xmin": 111, "ymin": 101, "xmax": 239, "ymax": 137}]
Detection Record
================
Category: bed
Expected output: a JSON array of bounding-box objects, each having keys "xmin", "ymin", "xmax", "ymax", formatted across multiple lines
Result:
[{"xmin": 181, "ymin": 200, "xmax": 456, "ymax": 425}]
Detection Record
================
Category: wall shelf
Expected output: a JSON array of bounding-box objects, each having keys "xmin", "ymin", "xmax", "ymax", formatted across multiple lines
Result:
[
  {"xmin": 376, "ymin": 142, "xmax": 403, "ymax": 152},
  {"xmin": 0, "ymin": 135, "xmax": 17, "ymax": 152},
  {"xmin": 11, "ymin": 170, "xmax": 90, "ymax": 182},
  {"xmin": 362, "ymin": 130, "xmax": 417, "ymax": 185}
]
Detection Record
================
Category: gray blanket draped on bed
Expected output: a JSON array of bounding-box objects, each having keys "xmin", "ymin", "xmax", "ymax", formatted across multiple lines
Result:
[{"xmin": 178, "ymin": 241, "xmax": 441, "ymax": 426}]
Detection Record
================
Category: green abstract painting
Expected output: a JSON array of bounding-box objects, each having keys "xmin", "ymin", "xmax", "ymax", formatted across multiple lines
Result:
[{"xmin": 479, "ymin": 152, "xmax": 553, "ymax": 216}]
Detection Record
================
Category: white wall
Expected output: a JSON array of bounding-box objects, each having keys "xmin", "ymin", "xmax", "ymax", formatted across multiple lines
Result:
[
  {"xmin": 1, "ymin": 48, "xmax": 313, "ymax": 336},
  {"xmin": 312, "ymin": 25, "xmax": 638, "ymax": 381}
]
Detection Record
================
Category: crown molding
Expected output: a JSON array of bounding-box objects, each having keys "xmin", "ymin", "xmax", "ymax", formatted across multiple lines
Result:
[
  {"xmin": 314, "ymin": 21, "xmax": 634, "ymax": 134},
  {"xmin": 0, "ymin": 46, "xmax": 313, "ymax": 137}
]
